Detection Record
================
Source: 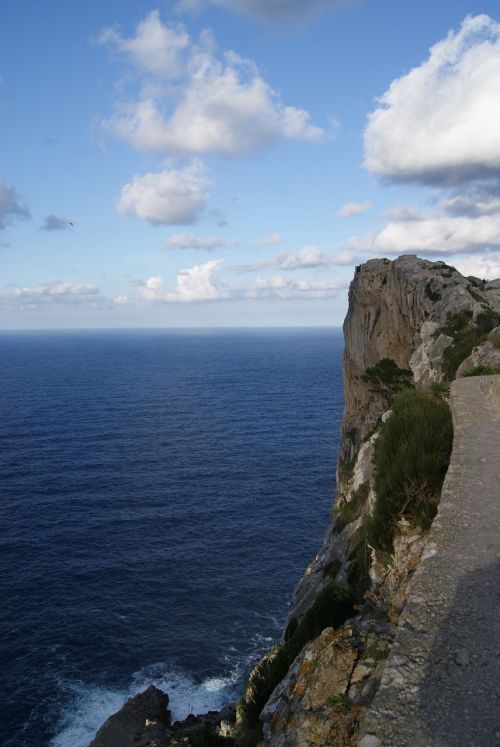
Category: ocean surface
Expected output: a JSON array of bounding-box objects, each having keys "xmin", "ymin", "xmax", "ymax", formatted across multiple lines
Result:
[{"xmin": 0, "ymin": 329, "xmax": 344, "ymax": 747}]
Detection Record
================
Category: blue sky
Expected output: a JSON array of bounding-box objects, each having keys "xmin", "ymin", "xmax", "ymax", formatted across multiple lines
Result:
[{"xmin": 2, "ymin": 0, "xmax": 500, "ymax": 328}]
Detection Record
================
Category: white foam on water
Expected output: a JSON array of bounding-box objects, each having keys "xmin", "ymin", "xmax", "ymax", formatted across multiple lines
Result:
[
  {"xmin": 50, "ymin": 681, "xmax": 127, "ymax": 747},
  {"xmin": 50, "ymin": 661, "xmax": 243, "ymax": 747}
]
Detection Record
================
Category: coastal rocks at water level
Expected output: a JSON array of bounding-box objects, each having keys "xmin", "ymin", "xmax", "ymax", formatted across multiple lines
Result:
[
  {"xmin": 88, "ymin": 686, "xmax": 236, "ymax": 747},
  {"xmin": 89, "ymin": 686, "xmax": 172, "ymax": 747}
]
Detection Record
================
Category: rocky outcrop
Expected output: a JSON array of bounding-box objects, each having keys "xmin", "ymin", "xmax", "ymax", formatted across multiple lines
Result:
[
  {"xmin": 89, "ymin": 686, "xmax": 172, "ymax": 747},
  {"xmin": 288, "ymin": 257, "xmax": 500, "ymax": 628},
  {"xmin": 340, "ymin": 256, "xmax": 499, "ymax": 461},
  {"xmin": 259, "ymin": 257, "xmax": 500, "ymax": 747}
]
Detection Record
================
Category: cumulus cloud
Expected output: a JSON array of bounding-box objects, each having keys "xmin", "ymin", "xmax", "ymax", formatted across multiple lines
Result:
[
  {"xmin": 177, "ymin": 0, "xmax": 350, "ymax": 20},
  {"xmin": 40, "ymin": 214, "xmax": 73, "ymax": 231},
  {"xmin": 347, "ymin": 212, "xmax": 500, "ymax": 256},
  {"xmin": 100, "ymin": 12, "xmax": 324, "ymax": 157},
  {"xmin": 234, "ymin": 245, "xmax": 360, "ymax": 272},
  {"xmin": 166, "ymin": 233, "xmax": 225, "ymax": 250},
  {"xmin": 140, "ymin": 259, "xmax": 227, "ymax": 302},
  {"xmin": 0, "ymin": 181, "xmax": 30, "ymax": 230},
  {"xmin": 0, "ymin": 282, "xmax": 111, "ymax": 309},
  {"xmin": 248, "ymin": 274, "xmax": 344, "ymax": 299},
  {"xmin": 356, "ymin": 16, "xmax": 500, "ymax": 266},
  {"xmin": 132, "ymin": 258, "xmax": 347, "ymax": 303},
  {"xmin": 98, "ymin": 10, "xmax": 189, "ymax": 78},
  {"xmin": 451, "ymin": 254, "xmax": 500, "ymax": 280},
  {"xmin": 364, "ymin": 15, "xmax": 500, "ymax": 185},
  {"xmin": 337, "ymin": 200, "xmax": 372, "ymax": 217},
  {"xmin": 117, "ymin": 160, "xmax": 212, "ymax": 225}
]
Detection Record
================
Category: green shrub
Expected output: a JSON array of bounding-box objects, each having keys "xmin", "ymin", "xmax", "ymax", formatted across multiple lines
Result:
[
  {"xmin": 430, "ymin": 380, "xmax": 450, "ymax": 399},
  {"xmin": 462, "ymin": 365, "xmax": 500, "ymax": 377},
  {"xmin": 440, "ymin": 308, "xmax": 500, "ymax": 380},
  {"xmin": 361, "ymin": 358, "xmax": 414, "ymax": 407},
  {"xmin": 367, "ymin": 389, "xmax": 453, "ymax": 553}
]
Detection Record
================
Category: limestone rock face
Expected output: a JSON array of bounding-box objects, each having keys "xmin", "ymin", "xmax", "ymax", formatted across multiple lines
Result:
[
  {"xmin": 271, "ymin": 257, "xmax": 500, "ymax": 747},
  {"xmin": 260, "ymin": 626, "xmax": 391, "ymax": 747},
  {"xmin": 288, "ymin": 257, "xmax": 500, "ymax": 628},
  {"xmin": 88, "ymin": 686, "xmax": 171, "ymax": 747},
  {"xmin": 341, "ymin": 256, "xmax": 481, "ymax": 461},
  {"xmin": 456, "ymin": 337, "xmax": 500, "ymax": 376}
]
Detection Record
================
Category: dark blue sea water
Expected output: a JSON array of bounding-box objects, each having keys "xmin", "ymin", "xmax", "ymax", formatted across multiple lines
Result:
[{"xmin": 0, "ymin": 329, "xmax": 344, "ymax": 747}]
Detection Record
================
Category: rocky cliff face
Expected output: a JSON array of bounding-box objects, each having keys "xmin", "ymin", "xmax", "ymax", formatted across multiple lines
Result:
[
  {"xmin": 254, "ymin": 256, "xmax": 500, "ymax": 747},
  {"xmin": 87, "ymin": 256, "xmax": 500, "ymax": 747},
  {"xmin": 288, "ymin": 256, "xmax": 500, "ymax": 628}
]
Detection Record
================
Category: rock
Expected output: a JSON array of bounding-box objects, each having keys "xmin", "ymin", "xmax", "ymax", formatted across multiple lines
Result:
[
  {"xmin": 88, "ymin": 686, "xmax": 171, "ymax": 747},
  {"xmin": 456, "ymin": 340, "xmax": 500, "ymax": 377}
]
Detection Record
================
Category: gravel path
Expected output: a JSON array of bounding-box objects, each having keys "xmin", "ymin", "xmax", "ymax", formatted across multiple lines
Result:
[{"xmin": 360, "ymin": 375, "xmax": 500, "ymax": 747}]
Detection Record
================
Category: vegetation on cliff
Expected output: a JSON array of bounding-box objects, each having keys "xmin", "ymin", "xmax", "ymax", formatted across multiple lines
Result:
[
  {"xmin": 439, "ymin": 308, "xmax": 500, "ymax": 380},
  {"xmin": 367, "ymin": 388, "xmax": 453, "ymax": 553}
]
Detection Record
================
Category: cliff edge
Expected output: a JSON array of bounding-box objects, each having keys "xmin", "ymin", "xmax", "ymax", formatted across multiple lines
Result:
[{"xmin": 88, "ymin": 256, "xmax": 500, "ymax": 747}]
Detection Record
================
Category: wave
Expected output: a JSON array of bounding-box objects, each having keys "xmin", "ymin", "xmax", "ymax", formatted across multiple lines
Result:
[{"xmin": 50, "ymin": 660, "xmax": 245, "ymax": 747}]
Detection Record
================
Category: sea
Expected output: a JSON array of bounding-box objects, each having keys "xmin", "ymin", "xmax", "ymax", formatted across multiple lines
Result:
[{"xmin": 0, "ymin": 328, "xmax": 344, "ymax": 747}]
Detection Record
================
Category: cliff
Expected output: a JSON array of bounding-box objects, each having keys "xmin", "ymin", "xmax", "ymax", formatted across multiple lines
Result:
[
  {"xmin": 246, "ymin": 256, "xmax": 500, "ymax": 746},
  {"xmin": 88, "ymin": 256, "xmax": 500, "ymax": 747}
]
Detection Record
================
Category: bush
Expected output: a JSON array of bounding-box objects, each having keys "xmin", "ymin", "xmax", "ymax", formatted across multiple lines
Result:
[
  {"xmin": 440, "ymin": 308, "xmax": 500, "ymax": 380},
  {"xmin": 361, "ymin": 358, "xmax": 413, "ymax": 406},
  {"xmin": 430, "ymin": 380, "xmax": 450, "ymax": 399},
  {"xmin": 367, "ymin": 389, "xmax": 453, "ymax": 553}
]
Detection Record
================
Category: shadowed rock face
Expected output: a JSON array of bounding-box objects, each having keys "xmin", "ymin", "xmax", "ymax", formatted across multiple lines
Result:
[{"xmin": 88, "ymin": 686, "xmax": 171, "ymax": 747}]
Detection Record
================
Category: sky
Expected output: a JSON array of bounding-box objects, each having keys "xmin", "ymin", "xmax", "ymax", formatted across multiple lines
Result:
[{"xmin": 2, "ymin": 0, "xmax": 500, "ymax": 328}]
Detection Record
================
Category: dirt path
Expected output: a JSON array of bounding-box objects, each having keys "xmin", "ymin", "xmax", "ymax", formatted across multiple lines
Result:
[{"xmin": 360, "ymin": 375, "xmax": 500, "ymax": 747}]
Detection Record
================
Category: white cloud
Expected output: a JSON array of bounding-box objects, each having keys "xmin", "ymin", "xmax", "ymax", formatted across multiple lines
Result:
[
  {"xmin": 177, "ymin": 0, "xmax": 349, "ymax": 20},
  {"xmin": 0, "ymin": 282, "xmax": 111, "ymax": 309},
  {"xmin": 0, "ymin": 181, "xmax": 30, "ymax": 229},
  {"xmin": 249, "ymin": 274, "xmax": 344, "ymax": 299},
  {"xmin": 101, "ymin": 14, "xmax": 324, "ymax": 157},
  {"xmin": 273, "ymin": 245, "xmax": 333, "ymax": 269},
  {"xmin": 364, "ymin": 15, "xmax": 500, "ymax": 185},
  {"xmin": 451, "ymin": 254, "xmax": 500, "ymax": 280},
  {"xmin": 166, "ymin": 233, "xmax": 225, "ymax": 250},
  {"xmin": 140, "ymin": 259, "xmax": 227, "ymax": 302},
  {"xmin": 98, "ymin": 10, "xmax": 189, "ymax": 78},
  {"xmin": 347, "ymin": 212, "xmax": 500, "ymax": 256},
  {"xmin": 337, "ymin": 200, "xmax": 372, "ymax": 217},
  {"xmin": 262, "ymin": 232, "xmax": 284, "ymax": 246},
  {"xmin": 117, "ymin": 160, "xmax": 212, "ymax": 225},
  {"xmin": 235, "ymin": 245, "xmax": 360, "ymax": 272},
  {"xmin": 40, "ymin": 214, "xmax": 73, "ymax": 231}
]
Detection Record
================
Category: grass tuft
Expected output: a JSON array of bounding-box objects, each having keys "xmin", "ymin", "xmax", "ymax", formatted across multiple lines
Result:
[{"xmin": 462, "ymin": 365, "xmax": 500, "ymax": 377}]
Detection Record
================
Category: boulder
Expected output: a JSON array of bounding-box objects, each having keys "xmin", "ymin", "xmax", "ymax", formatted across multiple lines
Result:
[{"xmin": 88, "ymin": 686, "xmax": 171, "ymax": 747}]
